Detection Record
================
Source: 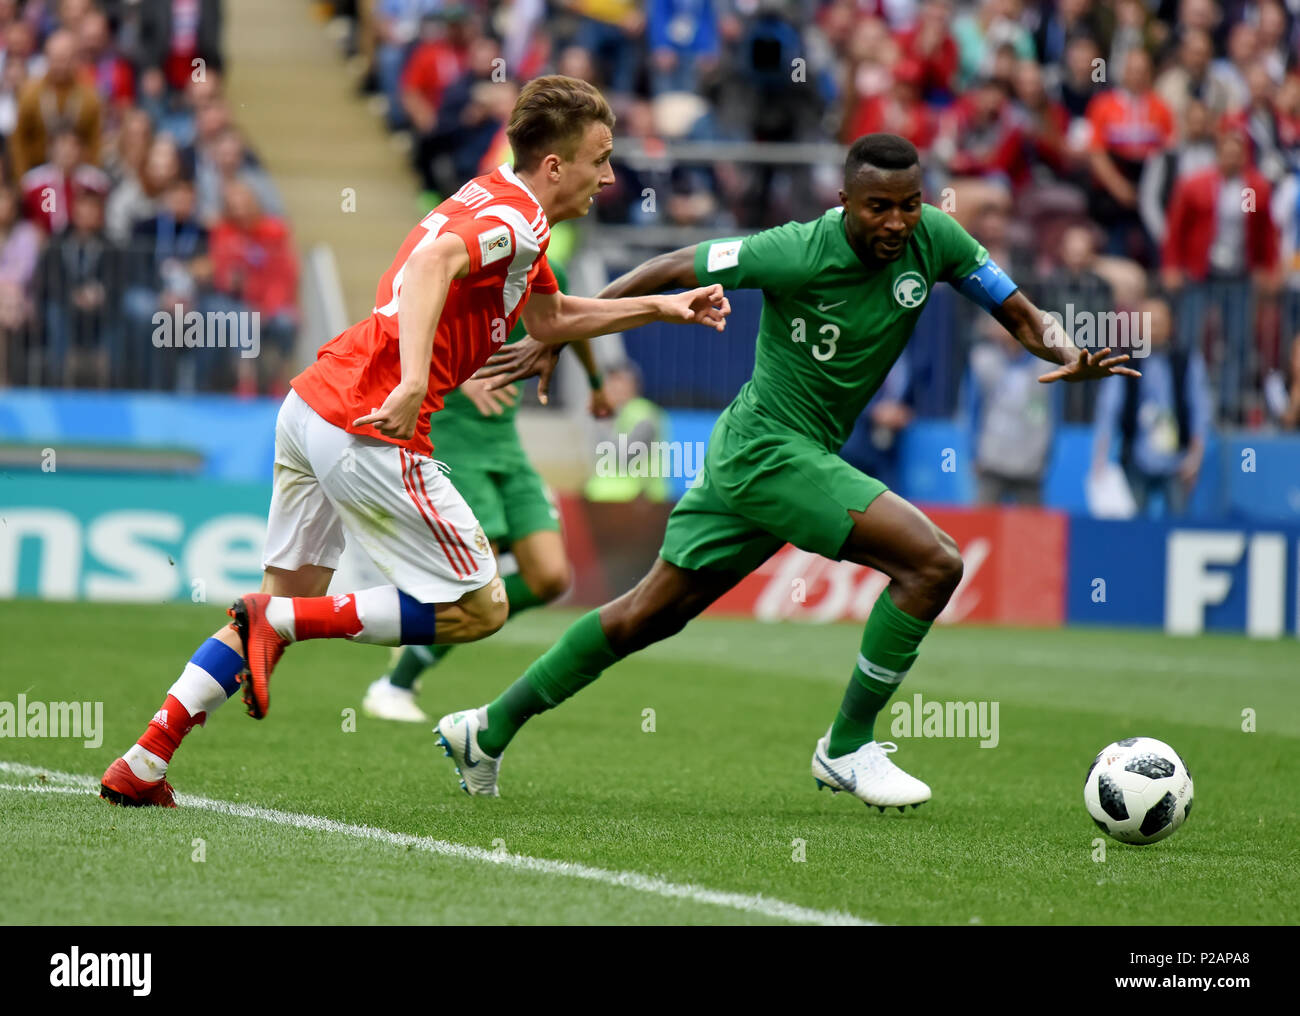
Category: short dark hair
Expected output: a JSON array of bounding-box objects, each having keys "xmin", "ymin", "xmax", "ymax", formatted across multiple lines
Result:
[
  {"xmin": 843, "ymin": 133, "xmax": 920, "ymax": 187},
  {"xmin": 507, "ymin": 75, "xmax": 616, "ymax": 171}
]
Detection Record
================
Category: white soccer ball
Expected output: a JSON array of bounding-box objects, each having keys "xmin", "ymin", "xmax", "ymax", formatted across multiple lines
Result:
[{"xmin": 1083, "ymin": 737, "xmax": 1194, "ymax": 845}]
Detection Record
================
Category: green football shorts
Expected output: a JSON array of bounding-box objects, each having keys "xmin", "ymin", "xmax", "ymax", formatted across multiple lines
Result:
[
  {"xmin": 447, "ymin": 453, "xmax": 560, "ymax": 547},
  {"xmin": 659, "ymin": 413, "xmax": 888, "ymax": 575}
]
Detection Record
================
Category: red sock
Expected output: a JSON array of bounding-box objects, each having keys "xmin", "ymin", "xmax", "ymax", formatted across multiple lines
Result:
[
  {"xmin": 292, "ymin": 593, "xmax": 362, "ymax": 641},
  {"xmin": 137, "ymin": 695, "xmax": 204, "ymax": 763}
]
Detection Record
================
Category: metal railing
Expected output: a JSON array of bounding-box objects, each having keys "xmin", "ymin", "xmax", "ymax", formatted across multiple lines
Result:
[{"xmin": 3, "ymin": 236, "xmax": 302, "ymax": 394}]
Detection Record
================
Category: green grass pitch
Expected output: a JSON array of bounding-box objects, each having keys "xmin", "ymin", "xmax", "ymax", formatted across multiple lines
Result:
[{"xmin": 1, "ymin": 599, "xmax": 1295, "ymax": 925}]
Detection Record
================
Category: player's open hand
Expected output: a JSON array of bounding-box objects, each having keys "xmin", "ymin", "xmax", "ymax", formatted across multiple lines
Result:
[
  {"xmin": 461, "ymin": 377, "xmax": 519, "ymax": 417},
  {"xmin": 1038, "ymin": 347, "xmax": 1142, "ymax": 384},
  {"xmin": 353, "ymin": 381, "xmax": 425, "ymax": 440},
  {"xmin": 472, "ymin": 335, "xmax": 561, "ymax": 404},
  {"xmin": 661, "ymin": 285, "xmax": 730, "ymax": 331}
]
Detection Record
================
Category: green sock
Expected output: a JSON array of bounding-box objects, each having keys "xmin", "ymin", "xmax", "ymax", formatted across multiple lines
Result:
[
  {"xmin": 478, "ymin": 609, "xmax": 621, "ymax": 756},
  {"xmin": 388, "ymin": 574, "xmax": 549, "ymax": 690},
  {"xmin": 503, "ymin": 572, "xmax": 547, "ymax": 614},
  {"xmin": 827, "ymin": 591, "xmax": 932, "ymax": 757},
  {"xmin": 388, "ymin": 644, "xmax": 452, "ymax": 690}
]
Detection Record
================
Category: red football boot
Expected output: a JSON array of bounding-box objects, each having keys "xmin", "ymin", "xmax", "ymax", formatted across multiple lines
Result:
[
  {"xmin": 99, "ymin": 757, "xmax": 177, "ymax": 808},
  {"xmin": 227, "ymin": 593, "xmax": 289, "ymax": 719}
]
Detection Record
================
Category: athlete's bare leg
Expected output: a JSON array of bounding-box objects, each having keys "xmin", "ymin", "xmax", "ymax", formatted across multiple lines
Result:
[
  {"xmin": 510, "ymin": 530, "xmax": 572, "ymax": 604},
  {"xmin": 838, "ymin": 491, "xmax": 963, "ymax": 620}
]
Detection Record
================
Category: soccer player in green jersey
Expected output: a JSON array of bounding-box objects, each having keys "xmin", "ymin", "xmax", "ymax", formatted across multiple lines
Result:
[
  {"xmin": 435, "ymin": 133, "xmax": 1138, "ymax": 807},
  {"xmin": 361, "ymin": 263, "xmax": 617, "ymax": 723}
]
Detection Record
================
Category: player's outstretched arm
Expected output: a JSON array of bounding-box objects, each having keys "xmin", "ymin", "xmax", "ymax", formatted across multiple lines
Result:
[
  {"xmin": 353, "ymin": 232, "xmax": 470, "ymax": 439},
  {"xmin": 477, "ymin": 244, "xmax": 727, "ymax": 399},
  {"xmin": 595, "ymin": 244, "xmax": 703, "ymax": 299},
  {"xmin": 992, "ymin": 290, "xmax": 1142, "ymax": 384},
  {"xmin": 521, "ymin": 281, "xmax": 729, "ymax": 346}
]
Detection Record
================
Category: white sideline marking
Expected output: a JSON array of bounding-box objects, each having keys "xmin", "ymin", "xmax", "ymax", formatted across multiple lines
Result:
[{"xmin": 0, "ymin": 761, "xmax": 874, "ymax": 927}]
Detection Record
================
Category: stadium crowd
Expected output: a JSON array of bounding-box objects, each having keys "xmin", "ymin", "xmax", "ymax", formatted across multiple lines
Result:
[
  {"xmin": 0, "ymin": 0, "xmax": 297, "ymax": 394},
  {"xmin": 7, "ymin": 0, "xmax": 1300, "ymax": 473},
  {"xmin": 333, "ymin": 0, "xmax": 1300, "ymax": 441}
]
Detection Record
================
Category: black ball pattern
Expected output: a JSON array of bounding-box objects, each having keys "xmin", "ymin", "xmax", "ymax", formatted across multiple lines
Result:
[
  {"xmin": 1125, "ymin": 753, "xmax": 1175, "ymax": 780},
  {"xmin": 1097, "ymin": 773, "xmax": 1129, "ymax": 821},
  {"xmin": 1140, "ymin": 791, "xmax": 1178, "ymax": 837}
]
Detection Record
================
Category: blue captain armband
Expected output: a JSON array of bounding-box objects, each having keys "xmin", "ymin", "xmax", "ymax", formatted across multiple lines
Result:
[{"xmin": 956, "ymin": 258, "xmax": 1019, "ymax": 312}]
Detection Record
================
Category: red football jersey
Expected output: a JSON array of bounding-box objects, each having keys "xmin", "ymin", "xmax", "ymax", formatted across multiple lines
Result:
[{"xmin": 292, "ymin": 163, "xmax": 558, "ymax": 455}]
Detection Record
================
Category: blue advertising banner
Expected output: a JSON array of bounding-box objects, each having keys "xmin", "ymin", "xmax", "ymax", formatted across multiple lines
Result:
[
  {"xmin": 1067, "ymin": 518, "xmax": 1300, "ymax": 637},
  {"xmin": 0, "ymin": 390, "xmax": 280, "ymax": 482}
]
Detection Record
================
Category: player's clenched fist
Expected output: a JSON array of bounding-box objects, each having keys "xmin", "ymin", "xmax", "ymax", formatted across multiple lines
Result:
[
  {"xmin": 353, "ymin": 380, "xmax": 426, "ymax": 440},
  {"xmin": 661, "ymin": 285, "xmax": 730, "ymax": 331}
]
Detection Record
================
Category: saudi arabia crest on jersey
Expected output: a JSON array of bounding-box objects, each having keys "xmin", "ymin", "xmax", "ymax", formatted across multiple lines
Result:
[{"xmin": 893, "ymin": 271, "xmax": 927, "ymax": 308}]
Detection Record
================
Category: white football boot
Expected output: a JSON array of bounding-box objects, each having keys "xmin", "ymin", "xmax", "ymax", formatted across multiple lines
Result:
[
  {"xmin": 435, "ymin": 709, "xmax": 501, "ymax": 797},
  {"xmin": 362, "ymin": 676, "xmax": 429, "ymax": 724},
  {"xmin": 811, "ymin": 730, "xmax": 931, "ymax": 812}
]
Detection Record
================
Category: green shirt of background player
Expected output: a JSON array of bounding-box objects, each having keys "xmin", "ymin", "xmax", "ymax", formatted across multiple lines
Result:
[
  {"xmin": 449, "ymin": 133, "xmax": 1138, "ymax": 807},
  {"xmin": 584, "ymin": 363, "xmax": 671, "ymax": 503},
  {"xmin": 361, "ymin": 261, "xmax": 619, "ymax": 724}
]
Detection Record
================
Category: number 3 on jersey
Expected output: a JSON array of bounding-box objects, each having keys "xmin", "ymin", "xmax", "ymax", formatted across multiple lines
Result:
[
  {"xmin": 791, "ymin": 316, "xmax": 839, "ymax": 362},
  {"xmin": 812, "ymin": 323, "xmax": 839, "ymax": 362}
]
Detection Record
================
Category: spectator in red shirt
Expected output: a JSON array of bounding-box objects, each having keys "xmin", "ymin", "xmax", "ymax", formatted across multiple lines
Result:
[
  {"xmin": 1162, "ymin": 130, "xmax": 1280, "ymax": 423},
  {"xmin": 841, "ymin": 16, "xmax": 899, "ymax": 124},
  {"xmin": 896, "ymin": 0, "xmax": 957, "ymax": 105},
  {"xmin": 1011, "ymin": 57, "xmax": 1070, "ymax": 179},
  {"xmin": 842, "ymin": 58, "xmax": 937, "ymax": 152},
  {"xmin": 20, "ymin": 125, "xmax": 110, "ymax": 233},
  {"xmin": 205, "ymin": 178, "xmax": 298, "ymax": 396},
  {"xmin": 1084, "ymin": 47, "xmax": 1174, "ymax": 263},
  {"xmin": 78, "ymin": 8, "xmax": 133, "ymax": 114},
  {"xmin": 399, "ymin": 11, "xmax": 475, "ymax": 136},
  {"xmin": 937, "ymin": 76, "xmax": 1026, "ymax": 190},
  {"xmin": 135, "ymin": 0, "xmax": 223, "ymax": 94}
]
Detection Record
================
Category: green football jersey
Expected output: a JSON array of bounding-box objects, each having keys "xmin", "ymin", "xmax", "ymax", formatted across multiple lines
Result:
[
  {"xmin": 694, "ymin": 204, "xmax": 989, "ymax": 451},
  {"xmin": 429, "ymin": 262, "xmax": 568, "ymax": 468}
]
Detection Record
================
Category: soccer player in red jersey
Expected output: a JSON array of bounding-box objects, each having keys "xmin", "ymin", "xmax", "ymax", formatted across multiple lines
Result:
[{"xmin": 100, "ymin": 76, "xmax": 730, "ymax": 807}]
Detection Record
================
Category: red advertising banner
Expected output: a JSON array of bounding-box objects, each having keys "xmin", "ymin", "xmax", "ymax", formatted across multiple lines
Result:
[
  {"xmin": 704, "ymin": 506, "xmax": 1067, "ymax": 626},
  {"xmin": 555, "ymin": 498, "xmax": 1067, "ymax": 627}
]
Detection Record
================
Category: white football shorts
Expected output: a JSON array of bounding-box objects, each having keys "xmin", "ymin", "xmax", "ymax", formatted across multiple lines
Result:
[{"xmin": 262, "ymin": 389, "xmax": 496, "ymax": 603}]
